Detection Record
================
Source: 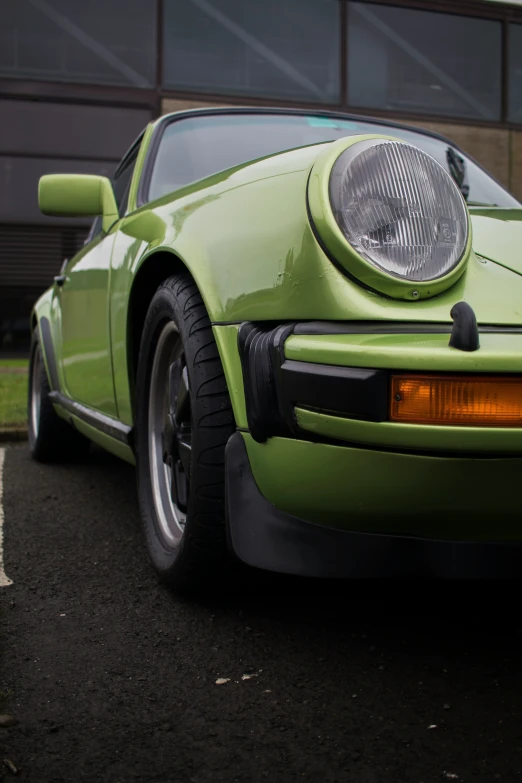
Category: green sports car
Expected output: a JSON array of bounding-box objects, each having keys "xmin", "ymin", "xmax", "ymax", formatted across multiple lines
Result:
[{"xmin": 29, "ymin": 107, "xmax": 522, "ymax": 585}]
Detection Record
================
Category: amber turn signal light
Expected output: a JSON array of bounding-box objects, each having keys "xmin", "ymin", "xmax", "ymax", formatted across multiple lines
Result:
[{"xmin": 390, "ymin": 374, "xmax": 522, "ymax": 427}]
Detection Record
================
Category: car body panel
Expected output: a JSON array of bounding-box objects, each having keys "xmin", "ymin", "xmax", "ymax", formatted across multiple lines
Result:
[
  {"xmin": 109, "ymin": 230, "xmax": 146, "ymax": 426},
  {"xmin": 284, "ymin": 331, "xmax": 522, "ymax": 372},
  {"xmin": 468, "ymin": 208, "xmax": 522, "ymax": 276},
  {"xmin": 59, "ymin": 232, "xmax": 118, "ymax": 416},
  {"xmin": 295, "ymin": 407, "xmax": 522, "ymax": 453},
  {"xmin": 114, "ymin": 147, "xmax": 522, "ymax": 339},
  {"xmin": 242, "ymin": 433, "xmax": 522, "ymax": 540},
  {"xmin": 122, "ymin": 149, "xmax": 521, "ymax": 327},
  {"xmin": 212, "ymin": 325, "xmax": 248, "ymax": 430}
]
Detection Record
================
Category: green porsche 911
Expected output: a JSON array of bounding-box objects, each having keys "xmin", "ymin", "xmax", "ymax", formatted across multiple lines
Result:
[{"xmin": 29, "ymin": 107, "xmax": 522, "ymax": 586}]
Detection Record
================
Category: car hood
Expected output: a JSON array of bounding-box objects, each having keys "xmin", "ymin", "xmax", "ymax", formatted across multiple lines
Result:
[{"xmin": 470, "ymin": 208, "xmax": 522, "ymax": 276}]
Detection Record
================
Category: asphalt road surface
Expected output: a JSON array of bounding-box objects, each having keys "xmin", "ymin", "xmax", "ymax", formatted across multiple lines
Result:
[{"xmin": 1, "ymin": 443, "xmax": 522, "ymax": 783}]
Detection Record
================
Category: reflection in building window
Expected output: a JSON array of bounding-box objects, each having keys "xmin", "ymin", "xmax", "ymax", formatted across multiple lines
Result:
[
  {"xmin": 347, "ymin": 2, "xmax": 501, "ymax": 121},
  {"xmin": 163, "ymin": 0, "xmax": 340, "ymax": 104},
  {"xmin": 0, "ymin": 0, "xmax": 156, "ymax": 87}
]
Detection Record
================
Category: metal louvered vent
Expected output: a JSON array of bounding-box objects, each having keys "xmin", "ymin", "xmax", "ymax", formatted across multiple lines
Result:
[
  {"xmin": 0, "ymin": 224, "xmax": 87, "ymax": 288},
  {"xmin": 0, "ymin": 224, "xmax": 88, "ymax": 346}
]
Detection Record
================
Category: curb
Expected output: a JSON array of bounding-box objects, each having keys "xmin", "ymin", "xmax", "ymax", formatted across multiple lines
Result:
[{"xmin": 0, "ymin": 428, "xmax": 28, "ymax": 443}]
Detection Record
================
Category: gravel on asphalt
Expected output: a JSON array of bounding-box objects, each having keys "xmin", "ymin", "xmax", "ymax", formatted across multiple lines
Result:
[{"xmin": 1, "ymin": 443, "xmax": 522, "ymax": 782}]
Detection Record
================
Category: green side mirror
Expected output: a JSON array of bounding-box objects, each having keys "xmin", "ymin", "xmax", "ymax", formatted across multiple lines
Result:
[{"xmin": 38, "ymin": 174, "xmax": 119, "ymax": 233}]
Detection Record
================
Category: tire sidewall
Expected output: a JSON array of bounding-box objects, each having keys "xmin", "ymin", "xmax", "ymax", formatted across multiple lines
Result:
[
  {"xmin": 28, "ymin": 330, "xmax": 43, "ymax": 452},
  {"xmin": 136, "ymin": 275, "xmax": 235, "ymax": 586},
  {"xmin": 135, "ymin": 290, "xmax": 186, "ymax": 574},
  {"xmin": 136, "ymin": 281, "xmax": 224, "ymax": 580}
]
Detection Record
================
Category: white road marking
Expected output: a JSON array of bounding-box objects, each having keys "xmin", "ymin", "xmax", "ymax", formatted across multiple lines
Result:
[{"xmin": 0, "ymin": 449, "xmax": 13, "ymax": 586}]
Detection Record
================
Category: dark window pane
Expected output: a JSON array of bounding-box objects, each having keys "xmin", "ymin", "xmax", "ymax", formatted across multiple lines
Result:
[
  {"xmin": 113, "ymin": 151, "xmax": 139, "ymax": 215},
  {"xmin": 0, "ymin": 0, "xmax": 156, "ymax": 87},
  {"xmin": 163, "ymin": 0, "xmax": 340, "ymax": 104},
  {"xmin": 84, "ymin": 216, "xmax": 104, "ymax": 244},
  {"xmin": 146, "ymin": 113, "xmax": 518, "ymax": 208},
  {"xmin": 347, "ymin": 3, "xmax": 501, "ymax": 121},
  {"xmin": 509, "ymin": 24, "xmax": 522, "ymax": 123}
]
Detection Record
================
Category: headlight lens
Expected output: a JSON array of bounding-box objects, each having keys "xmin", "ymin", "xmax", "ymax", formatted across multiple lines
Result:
[{"xmin": 329, "ymin": 140, "xmax": 468, "ymax": 282}]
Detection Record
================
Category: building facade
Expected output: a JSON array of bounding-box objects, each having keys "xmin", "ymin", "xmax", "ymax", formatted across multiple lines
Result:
[{"xmin": 1, "ymin": 0, "xmax": 522, "ymax": 346}]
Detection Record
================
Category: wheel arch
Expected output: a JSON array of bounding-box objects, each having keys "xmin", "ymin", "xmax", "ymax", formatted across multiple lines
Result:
[
  {"xmin": 126, "ymin": 250, "xmax": 189, "ymax": 409},
  {"xmin": 30, "ymin": 289, "xmax": 59, "ymax": 392}
]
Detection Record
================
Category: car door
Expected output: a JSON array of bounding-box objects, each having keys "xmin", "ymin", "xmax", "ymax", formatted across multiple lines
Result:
[{"xmin": 57, "ymin": 139, "xmax": 142, "ymax": 417}]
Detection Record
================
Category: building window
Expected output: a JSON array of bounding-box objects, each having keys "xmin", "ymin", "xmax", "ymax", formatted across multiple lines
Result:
[
  {"xmin": 347, "ymin": 3, "xmax": 502, "ymax": 121},
  {"xmin": 509, "ymin": 24, "xmax": 522, "ymax": 123},
  {"xmin": 0, "ymin": 0, "xmax": 156, "ymax": 88},
  {"xmin": 162, "ymin": 0, "xmax": 340, "ymax": 104}
]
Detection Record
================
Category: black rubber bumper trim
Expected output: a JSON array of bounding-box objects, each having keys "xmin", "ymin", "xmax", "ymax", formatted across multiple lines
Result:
[
  {"xmin": 238, "ymin": 322, "xmax": 389, "ymax": 440},
  {"xmin": 239, "ymin": 319, "xmax": 522, "ymax": 444},
  {"xmin": 39, "ymin": 316, "xmax": 60, "ymax": 392},
  {"xmin": 293, "ymin": 321, "xmax": 522, "ymax": 336},
  {"xmin": 49, "ymin": 391, "xmax": 133, "ymax": 447},
  {"xmin": 225, "ymin": 432, "xmax": 522, "ymax": 579},
  {"xmin": 281, "ymin": 360, "xmax": 388, "ymax": 422},
  {"xmin": 238, "ymin": 322, "xmax": 298, "ymax": 442}
]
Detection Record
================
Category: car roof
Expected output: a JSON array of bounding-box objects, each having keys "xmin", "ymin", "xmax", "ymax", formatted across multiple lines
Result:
[{"xmin": 157, "ymin": 106, "xmax": 462, "ymax": 154}]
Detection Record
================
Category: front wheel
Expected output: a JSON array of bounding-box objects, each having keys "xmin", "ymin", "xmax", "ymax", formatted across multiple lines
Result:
[{"xmin": 135, "ymin": 273, "xmax": 236, "ymax": 590}]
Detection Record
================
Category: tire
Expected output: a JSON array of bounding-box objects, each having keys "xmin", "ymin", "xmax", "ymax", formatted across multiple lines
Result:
[
  {"xmin": 28, "ymin": 328, "xmax": 90, "ymax": 463},
  {"xmin": 135, "ymin": 273, "xmax": 236, "ymax": 590}
]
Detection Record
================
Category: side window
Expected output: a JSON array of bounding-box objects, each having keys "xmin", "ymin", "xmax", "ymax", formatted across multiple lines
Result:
[
  {"xmin": 112, "ymin": 151, "xmax": 139, "ymax": 217},
  {"xmin": 84, "ymin": 132, "xmax": 145, "ymax": 242},
  {"xmin": 83, "ymin": 152, "xmax": 137, "ymax": 246},
  {"xmin": 84, "ymin": 215, "xmax": 103, "ymax": 245}
]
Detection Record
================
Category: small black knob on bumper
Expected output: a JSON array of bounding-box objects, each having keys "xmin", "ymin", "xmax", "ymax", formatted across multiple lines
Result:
[{"xmin": 449, "ymin": 301, "xmax": 479, "ymax": 352}]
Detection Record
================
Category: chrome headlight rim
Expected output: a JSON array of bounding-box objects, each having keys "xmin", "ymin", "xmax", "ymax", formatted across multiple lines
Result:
[{"xmin": 307, "ymin": 134, "xmax": 472, "ymax": 301}]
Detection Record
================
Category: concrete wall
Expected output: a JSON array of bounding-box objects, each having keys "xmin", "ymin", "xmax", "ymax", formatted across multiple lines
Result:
[{"xmin": 161, "ymin": 98, "xmax": 522, "ymax": 201}]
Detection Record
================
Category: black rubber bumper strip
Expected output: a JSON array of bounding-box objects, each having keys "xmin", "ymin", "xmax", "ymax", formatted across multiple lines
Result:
[
  {"xmin": 281, "ymin": 360, "xmax": 388, "ymax": 422},
  {"xmin": 225, "ymin": 432, "xmax": 522, "ymax": 579},
  {"xmin": 292, "ymin": 321, "xmax": 522, "ymax": 336},
  {"xmin": 49, "ymin": 391, "xmax": 133, "ymax": 447}
]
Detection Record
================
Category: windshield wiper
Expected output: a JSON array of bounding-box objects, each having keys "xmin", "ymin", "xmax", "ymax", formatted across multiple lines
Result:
[
  {"xmin": 466, "ymin": 201, "xmax": 499, "ymax": 208},
  {"xmin": 446, "ymin": 147, "xmax": 470, "ymax": 201}
]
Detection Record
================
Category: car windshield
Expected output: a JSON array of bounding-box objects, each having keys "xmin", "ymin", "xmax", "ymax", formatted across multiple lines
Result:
[{"xmin": 148, "ymin": 113, "xmax": 520, "ymax": 209}]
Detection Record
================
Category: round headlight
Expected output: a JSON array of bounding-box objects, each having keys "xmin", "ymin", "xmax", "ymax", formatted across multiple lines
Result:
[{"xmin": 329, "ymin": 139, "xmax": 469, "ymax": 283}]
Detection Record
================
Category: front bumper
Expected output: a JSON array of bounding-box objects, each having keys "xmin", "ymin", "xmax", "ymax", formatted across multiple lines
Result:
[
  {"xmin": 236, "ymin": 322, "xmax": 522, "ymax": 453},
  {"xmin": 225, "ymin": 433, "xmax": 522, "ymax": 578},
  {"xmin": 217, "ymin": 320, "xmax": 522, "ymax": 576}
]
